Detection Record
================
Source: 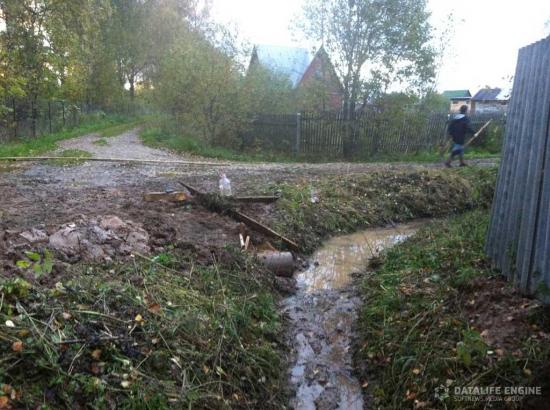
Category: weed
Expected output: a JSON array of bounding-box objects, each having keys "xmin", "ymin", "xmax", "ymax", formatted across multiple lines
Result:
[
  {"xmin": 271, "ymin": 167, "xmax": 497, "ymax": 253},
  {"xmin": 139, "ymin": 119, "xmax": 500, "ymax": 164},
  {"xmin": 355, "ymin": 211, "xmax": 550, "ymax": 408},
  {"xmin": 0, "ymin": 248, "xmax": 286, "ymax": 409},
  {"xmin": 93, "ymin": 138, "xmax": 109, "ymax": 146},
  {"xmin": 16, "ymin": 249, "xmax": 54, "ymax": 279},
  {"xmin": 49, "ymin": 149, "xmax": 92, "ymax": 166},
  {"xmin": 0, "ymin": 115, "xmax": 140, "ymax": 158}
]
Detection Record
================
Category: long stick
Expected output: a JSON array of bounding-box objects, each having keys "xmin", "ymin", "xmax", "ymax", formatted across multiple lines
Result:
[
  {"xmin": 465, "ymin": 119, "xmax": 493, "ymax": 147},
  {"xmin": 0, "ymin": 156, "xmax": 229, "ymax": 166},
  {"xmin": 439, "ymin": 119, "xmax": 493, "ymax": 155},
  {"xmin": 179, "ymin": 181, "xmax": 300, "ymax": 252}
]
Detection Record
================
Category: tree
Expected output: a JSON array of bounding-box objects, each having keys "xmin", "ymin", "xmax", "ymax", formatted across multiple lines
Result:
[
  {"xmin": 298, "ymin": 0, "xmax": 436, "ymax": 119},
  {"xmin": 155, "ymin": 29, "xmax": 246, "ymax": 144}
]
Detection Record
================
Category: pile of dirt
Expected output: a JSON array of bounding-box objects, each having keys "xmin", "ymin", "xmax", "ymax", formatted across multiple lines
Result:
[{"xmin": 3, "ymin": 215, "xmax": 150, "ymax": 264}]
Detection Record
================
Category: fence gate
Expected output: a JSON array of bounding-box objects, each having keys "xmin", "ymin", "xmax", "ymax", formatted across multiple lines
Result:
[{"xmin": 486, "ymin": 36, "xmax": 550, "ymax": 301}]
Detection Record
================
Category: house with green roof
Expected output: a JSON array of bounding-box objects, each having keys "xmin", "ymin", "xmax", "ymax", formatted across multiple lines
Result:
[{"xmin": 442, "ymin": 90, "xmax": 472, "ymax": 113}]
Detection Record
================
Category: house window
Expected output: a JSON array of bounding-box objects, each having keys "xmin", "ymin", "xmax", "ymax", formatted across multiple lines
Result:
[{"xmin": 452, "ymin": 101, "xmax": 459, "ymax": 104}]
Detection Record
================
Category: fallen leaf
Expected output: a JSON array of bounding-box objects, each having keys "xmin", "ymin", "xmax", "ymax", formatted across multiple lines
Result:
[
  {"xmin": 1, "ymin": 385, "xmax": 12, "ymax": 395},
  {"xmin": 0, "ymin": 396, "xmax": 9, "ymax": 409},
  {"xmin": 120, "ymin": 381, "xmax": 131, "ymax": 389},
  {"xmin": 91, "ymin": 349, "xmax": 102, "ymax": 360},
  {"xmin": 412, "ymin": 368, "xmax": 421, "ymax": 375},
  {"xmin": 203, "ymin": 365, "xmax": 210, "ymax": 374},
  {"xmin": 406, "ymin": 390, "xmax": 417, "ymax": 400},
  {"xmin": 17, "ymin": 330, "xmax": 29, "ymax": 338},
  {"xmin": 11, "ymin": 341, "xmax": 23, "ymax": 353},
  {"xmin": 62, "ymin": 312, "xmax": 72, "ymax": 320},
  {"xmin": 5, "ymin": 320, "xmax": 15, "ymax": 328},
  {"xmin": 147, "ymin": 303, "xmax": 161, "ymax": 314},
  {"xmin": 91, "ymin": 362, "xmax": 102, "ymax": 375},
  {"xmin": 414, "ymin": 400, "xmax": 429, "ymax": 408},
  {"xmin": 134, "ymin": 314, "xmax": 144, "ymax": 323},
  {"xmin": 523, "ymin": 368, "xmax": 532, "ymax": 376},
  {"xmin": 362, "ymin": 381, "xmax": 369, "ymax": 388}
]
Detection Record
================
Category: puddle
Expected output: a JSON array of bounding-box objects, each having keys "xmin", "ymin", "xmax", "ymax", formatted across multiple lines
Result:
[{"xmin": 284, "ymin": 222, "xmax": 422, "ymax": 409}]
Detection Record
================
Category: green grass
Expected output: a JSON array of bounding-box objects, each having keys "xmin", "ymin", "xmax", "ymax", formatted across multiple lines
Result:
[
  {"xmin": 0, "ymin": 249, "xmax": 285, "ymax": 409},
  {"xmin": 140, "ymin": 124, "xmax": 500, "ymax": 164},
  {"xmin": 140, "ymin": 127, "xmax": 295, "ymax": 163},
  {"xmin": 0, "ymin": 115, "xmax": 141, "ymax": 158},
  {"xmin": 49, "ymin": 149, "xmax": 92, "ymax": 166},
  {"xmin": 269, "ymin": 167, "xmax": 497, "ymax": 253},
  {"xmin": 369, "ymin": 147, "xmax": 500, "ymax": 163},
  {"xmin": 100, "ymin": 119, "xmax": 145, "ymax": 138},
  {"xmin": 355, "ymin": 211, "xmax": 550, "ymax": 409},
  {"xmin": 93, "ymin": 138, "xmax": 109, "ymax": 146}
]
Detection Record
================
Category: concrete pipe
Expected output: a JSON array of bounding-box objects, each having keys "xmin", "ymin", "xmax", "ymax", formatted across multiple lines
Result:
[{"xmin": 258, "ymin": 251, "xmax": 295, "ymax": 277}]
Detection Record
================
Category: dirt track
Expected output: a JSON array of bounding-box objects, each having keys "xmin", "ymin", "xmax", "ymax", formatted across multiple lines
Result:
[{"xmin": 0, "ymin": 128, "xmax": 497, "ymax": 268}]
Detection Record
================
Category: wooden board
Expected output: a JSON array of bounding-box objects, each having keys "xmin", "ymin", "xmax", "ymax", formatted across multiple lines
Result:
[{"xmin": 144, "ymin": 191, "xmax": 188, "ymax": 202}]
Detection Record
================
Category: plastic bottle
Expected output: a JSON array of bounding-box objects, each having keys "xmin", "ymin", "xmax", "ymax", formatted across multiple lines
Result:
[
  {"xmin": 219, "ymin": 173, "xmax": 232, "ymax": 197},
  {"xmin": 310, "ymin": 187, "xmax": 319, "ymax": 203}
]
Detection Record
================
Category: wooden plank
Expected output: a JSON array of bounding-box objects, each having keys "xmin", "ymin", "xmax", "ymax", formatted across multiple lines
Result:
[
  {"xmin": 486, "ymin": 48, "xmax": 525, "ymax": 268},
  {"xmin": 516, "ymin": 39, "xmax": 550, "ymax": 293},
  {"xmin": 178, "ymin": 181, "xmax": 299, "ymax": 252},
  {"xmin": 233, "ymin": 196, "xmax": 280, "ymax": 204},
  {"xmin": 502, "ymin": 43, "xmax": 539, "ymax": 282},
  {"xmin": 144, "ymin": 191, "xmax": 188, "ymax": 202},
  {"xmin": 227, "ymin": 210, "xmax": 300, "ymax": 253}
]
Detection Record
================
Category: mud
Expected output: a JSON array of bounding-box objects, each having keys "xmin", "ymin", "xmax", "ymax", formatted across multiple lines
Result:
[
  {"xmin": 284, "ymin": 223, "xmax": 423, "ymax": 410},
  {"xmin": 0, "ymin": 128, "xmax": 494, "ymax": 270}
]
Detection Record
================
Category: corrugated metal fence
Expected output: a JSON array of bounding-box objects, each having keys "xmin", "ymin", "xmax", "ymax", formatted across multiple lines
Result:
[
  {"xmin": 244, "ymin": 110, "xmax": 505, "ymax": 159},
  {"xmin": 486, "ymin": 36, "xmax": 550, "ymax": 301}
]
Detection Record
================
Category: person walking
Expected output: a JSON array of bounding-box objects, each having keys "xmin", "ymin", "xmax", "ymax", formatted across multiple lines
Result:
[{"xmin": 445, "ymin": 105, "xmax": 475, "ymax": 167}]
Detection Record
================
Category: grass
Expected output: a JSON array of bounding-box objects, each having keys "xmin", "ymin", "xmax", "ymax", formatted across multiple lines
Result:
[
  {"xmin": 355, "ymin": 211, "xmax": 550, "ymax": 409},
  {"xmin": 140, "ymin": 127, "xmax": 295, "ymax": 163},
  {"xmin": 48, "ymin": 149, "xmax": 92, "ymax": 166},
  {"xmin": 100, "ymin": 119, "xmax": 145, "ymax": 138},
  {"xmin": 140, "ymin": 124, "xmax": 500, "ymax": 164},
  {"xmin": 0, "ymin": 249, "xmax": 285, "ymax": 409},
  {"xmin": 269, "ymin": 167, "xmax": 497, "ymax": 253},
  {"xmin": 93, "ymin": 138, "xmax": 109, "ymax": 146},
  {"xmin": 369, "ymin": 147, "xmax": 500, "ymax": 163},
  {"xmin": 0, "ymin": 115, "xmax": 141, "ymax": 158}
]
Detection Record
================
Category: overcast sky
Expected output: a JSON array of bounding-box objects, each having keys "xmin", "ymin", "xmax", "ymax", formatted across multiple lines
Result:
[{"xmin": 211, "ymin": 0, "xmax": 550, "ymax": 94}]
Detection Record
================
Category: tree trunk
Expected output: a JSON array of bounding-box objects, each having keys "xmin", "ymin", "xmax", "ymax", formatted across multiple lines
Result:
[{"xmin": 129, "ymin": 75, "xmax": 135, "ymax": 101}]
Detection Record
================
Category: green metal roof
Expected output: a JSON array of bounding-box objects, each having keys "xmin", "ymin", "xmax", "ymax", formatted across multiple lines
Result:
[{"xmin": 442, "ymin": 90, "xmax": 471, "ymax": 99}]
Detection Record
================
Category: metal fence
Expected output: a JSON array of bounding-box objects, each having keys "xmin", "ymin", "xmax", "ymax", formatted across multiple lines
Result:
[
  {"xmin": 0, "ymin": 99, "xmax": 141, "ymax": 142},
  {"xmin": 243, "ymin": 110, "xmax": 505, "ymax": 159},
  {"xmin": 486, "ymin": 36, "xmax": 550, "ymax": 302},
  {"xmin": 0, "ymin": 99, "xmax": 84, "ymax": 141}
]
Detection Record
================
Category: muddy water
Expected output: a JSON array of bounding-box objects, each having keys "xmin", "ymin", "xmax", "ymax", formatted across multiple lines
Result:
[{"xmin": 284, "ymin": 223, "xmax": 422, "ymax": 409}]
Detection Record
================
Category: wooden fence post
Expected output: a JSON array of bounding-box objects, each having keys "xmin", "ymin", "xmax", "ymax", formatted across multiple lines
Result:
[
  {"xmin": 295, "ymin": 112, "xmax": 301, "ymax": 154},
  {"xmin": 48, "ymin": 101, "xmax": 52, "ymax": 134},
  {"xmin": 62, "ymin": 101, "xmax": 66, "ymax": 128},
  {"xmin": 31, "ymin": 100, "xmax": 36, "ymax": 138},
  {"xmin": 12, "ymin": 98, "xmax": 17, "ymax": 139}
]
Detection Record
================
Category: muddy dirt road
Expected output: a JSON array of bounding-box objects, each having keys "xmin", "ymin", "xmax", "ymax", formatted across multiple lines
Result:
[
  {"xmin": 0, "ymin": 128, "xmax": 498, "ymax": 408},
  {"xmin": 0, "ymin": 127, "xmax": 497, "ymax": 287}
]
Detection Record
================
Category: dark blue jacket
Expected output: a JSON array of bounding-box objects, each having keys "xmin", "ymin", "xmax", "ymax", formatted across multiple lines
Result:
[{"xmin": 448, "ymin": 114, "xmax": 475, "ymax": 145}]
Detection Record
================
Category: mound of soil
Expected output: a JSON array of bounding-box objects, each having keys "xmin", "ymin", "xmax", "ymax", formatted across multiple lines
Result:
[{"xmin": 4, "ymin": 215, "xmax": 150, "ymax": 264}]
